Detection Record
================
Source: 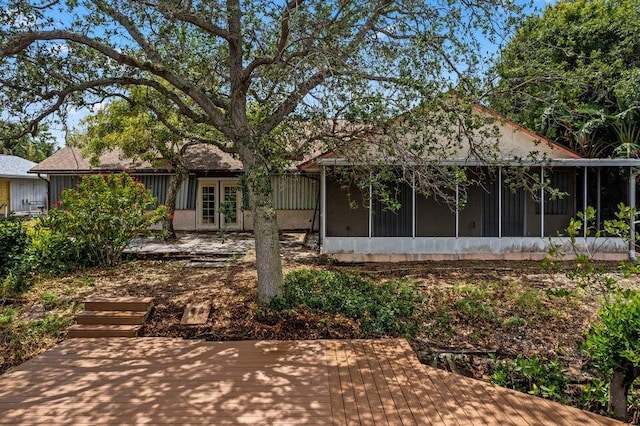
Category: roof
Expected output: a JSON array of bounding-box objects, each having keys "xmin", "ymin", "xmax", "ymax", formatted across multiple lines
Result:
[
  {"xmin": 30, "ymin": 145, "xmax": 243, "ymax": 174},
  {"xmin": 0, "ymin": 154, "xmax": 41, "ymax": 179},
  {"xmin": 303, "ymin": 105, "xmax": 582, "ymax": 171}
]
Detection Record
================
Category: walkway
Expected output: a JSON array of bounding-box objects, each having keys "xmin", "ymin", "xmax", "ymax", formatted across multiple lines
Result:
[{"xmin": 0, "ymin": 338, "xmax": 621, "ymax": 425}]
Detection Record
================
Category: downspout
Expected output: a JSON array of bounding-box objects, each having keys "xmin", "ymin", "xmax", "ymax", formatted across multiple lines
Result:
[
  {"xmin": 629, "ymin": 169, "xmax": 638, "ymax": 264},
  {"xmin": 37, "ymin": 173, "xmax": 50, "ymax": 211},
  {"xmin": 308, "ymin": 174, "xmax": 320, "ymax": 234}
]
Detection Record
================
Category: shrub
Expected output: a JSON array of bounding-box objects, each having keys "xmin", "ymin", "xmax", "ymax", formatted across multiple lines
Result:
[
  {"xmin": 0, "ymin": 218, "xmax": 33, "ymax": 296},
  {"xmin": 269, "ymin": 269, "xmax": 423, "ymax": 337},
  {"xmin": 583, "ymin": 290, "xmax": 640, "ymax": 421},
  {"xmin": 491, "ymin": 355, "xmax": 567, "ymax": 402},
  {"xmin": 39, "ymin": 173, "xmax": 167, "ymax": 268}
]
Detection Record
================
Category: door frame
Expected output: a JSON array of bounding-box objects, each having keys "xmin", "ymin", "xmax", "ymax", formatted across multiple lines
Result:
[{"xmin": 196, "ymin": 178, "xmax": 242, "ymax": 230}]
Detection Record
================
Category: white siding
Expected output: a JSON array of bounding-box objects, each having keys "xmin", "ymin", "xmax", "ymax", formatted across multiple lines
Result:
[{"xmin": 10, "ymin": 178, "xmax": 47, "ymax": 212}]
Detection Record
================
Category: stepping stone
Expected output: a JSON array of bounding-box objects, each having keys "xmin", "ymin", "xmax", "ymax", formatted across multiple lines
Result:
[{"xmin": 181, "ymin": 302, "xmax": 211, "ymax": 325}]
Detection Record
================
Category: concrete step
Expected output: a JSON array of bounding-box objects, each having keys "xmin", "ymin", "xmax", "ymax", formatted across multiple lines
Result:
[
  {"xmin": 67, "ymin": 324, "xmax": 142, "ymax": 338},
  {"xmin": 75, "ymin": 310, "xmax": 149, "ymax": 325},
  {"xmin": 83, "ymin": 297, "xmax": 153, "ymax": 312}
]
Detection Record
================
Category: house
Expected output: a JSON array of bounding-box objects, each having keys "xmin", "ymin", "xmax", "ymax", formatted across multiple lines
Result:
[
  {"xmin": 28, "ymin": 145, "xmax": 320, "ymax": 231},
  {"xmin": 29, "ymin": 106, "xmax": 640, "ymax": 261},
  {"xmin": 0, "ymin": 154, "xmax": 48, "ymax": 217},
  {"xmin": 300, "ymin": 105, "xmax": 640, "ymax": 261}
]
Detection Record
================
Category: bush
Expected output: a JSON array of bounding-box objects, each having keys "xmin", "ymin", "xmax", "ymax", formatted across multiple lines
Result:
[
  {"xmin": 39, "ymin": 173, "xmax": 167, "ymax": 268},
  {"xmin": 0, "ymin": 218, "xmax": 33, "ymax": 296},
  {"xmin": 583, "ymin": 290, "xmax": 640, "ymax": 420},
  {"xmin": 269, "ymin": 269, "xmax": 423, "ymax": 337},
  {"xmin": 491, "ymin": 355, "xmax": 567, "ymax": 402}
]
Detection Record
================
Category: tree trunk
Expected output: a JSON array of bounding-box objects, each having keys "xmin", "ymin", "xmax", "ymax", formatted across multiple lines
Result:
[
  {"xmin": 609, "ymin": 367, "xmax": 637, "ymax": 421},
  {"xmin": 163, "ymin": 167, "xmax": 187, "ymax": 241},
  {"xmin": 240, "ymin": 151, "xmax": 284, "ymax": 302},
  {"xmin": 252, "ymin": 191, "xmax": 284, "ymax": 302}
]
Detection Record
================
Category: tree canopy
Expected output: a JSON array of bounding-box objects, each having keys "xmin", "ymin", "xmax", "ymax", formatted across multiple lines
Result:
[
  {"xmin": 1, "ymin": 0, "xmax": 522, "ymax": 300},
  {"xmin": 489, "ymin": 0, "xmax": 640, "ymax": 158},
  {"xmin": 0, "ymin": 121, "xmax": 55, "ymax": 162}
]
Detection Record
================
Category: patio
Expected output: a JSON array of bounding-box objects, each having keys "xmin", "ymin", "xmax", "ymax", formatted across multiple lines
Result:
[{"xmin": 0, "ymin": 338, "xmax": 621, "ymax": 425}]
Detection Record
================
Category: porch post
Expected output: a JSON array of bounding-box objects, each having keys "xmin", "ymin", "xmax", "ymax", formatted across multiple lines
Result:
[
  {"xmin": 498, "ymin": 166, "xmax": 502, "ymax": 238},
  {"xmin": 596, "ymin": 167, "xmax": 602, "ymax": 229},
  {"xmin": 321, "ymin": 167, "xmax": 326, "ymax": 241},
  {"xmin": 455, "ymin": 182, "xmax": 459, "ymax": 238},
  {"xmin": 412, "ymin": 173, "xmax": 416, "ymax": 238},
  {"xmin": 540, "ymin": 166, "xmax": 545, "ymax": 238},
  {"xmin": 368, "ymin": 174, "xmax": 373, "ymax": 238},
  {"xmin": 630, "ymin": 168, "xmax": 637, "ymax": 261},
  {"xmin": 583, "ymin": 166, "xmax": 588, "ymax": 238}
]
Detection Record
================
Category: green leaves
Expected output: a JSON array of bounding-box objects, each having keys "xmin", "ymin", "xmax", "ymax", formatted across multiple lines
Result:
[{"xmin": 40, "ymin": 173, "xmax": 167, "ymax": 267}]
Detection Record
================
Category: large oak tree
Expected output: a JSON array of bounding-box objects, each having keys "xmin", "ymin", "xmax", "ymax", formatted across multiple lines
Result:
[{"xmin": 1, "ymin": 0, "xmax": 520, "ymax": 301}]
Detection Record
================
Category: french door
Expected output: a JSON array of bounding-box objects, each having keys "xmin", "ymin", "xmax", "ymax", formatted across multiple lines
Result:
[{"xmin": 197, "ymin": 179, "xmax": 242, "ymax": 230}]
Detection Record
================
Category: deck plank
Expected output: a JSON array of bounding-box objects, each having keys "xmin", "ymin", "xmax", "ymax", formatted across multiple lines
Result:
[{"xmin": 0, "ymin": 338, "xmax": 625, "ymax": 425}]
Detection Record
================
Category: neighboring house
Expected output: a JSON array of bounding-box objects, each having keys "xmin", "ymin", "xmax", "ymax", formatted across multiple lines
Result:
[
  {"xmin": 29, "ymin": 145, "xmax": 320, "ymax": 231},
  {"xmin": 0, "ymin": 154, "xmax": 47, "ymax": 217},
  {"xmin": 301, "ymin": 106, "xmax": 640, "ymax": 261}
]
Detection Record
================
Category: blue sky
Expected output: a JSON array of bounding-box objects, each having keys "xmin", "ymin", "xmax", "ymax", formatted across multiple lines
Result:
[{"xmin": 46, "ymin": 0, "xmax": 557, "ymax": 149}]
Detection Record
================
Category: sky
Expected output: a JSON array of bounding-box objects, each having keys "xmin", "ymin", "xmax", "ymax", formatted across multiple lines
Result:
[{"xmin": 43, "ymin": 0, "xmax": 557, "ymax": 149}]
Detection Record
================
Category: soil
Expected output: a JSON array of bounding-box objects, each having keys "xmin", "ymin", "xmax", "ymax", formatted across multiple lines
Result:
[{"xmin": 3, "ymin": 252, "xmax": 640, "ymax": 421}]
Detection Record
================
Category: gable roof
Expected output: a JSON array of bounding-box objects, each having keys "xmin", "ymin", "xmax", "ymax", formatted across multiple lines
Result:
[
  {"xmin": 30, "ymin": 145, "xmax": 243, "ymax": 174},
  {"xmin": 0, "ymin": 155, "xmax": 41, "ymax": 179},
  {"xmin": 300, "ymin": 105, "xmax": 581, "ymax": 171}
]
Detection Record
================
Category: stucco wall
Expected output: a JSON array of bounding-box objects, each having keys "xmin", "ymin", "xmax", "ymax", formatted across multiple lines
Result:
[{"xmin": 322, "ymin": 236, "xmax": 629, "ymax": 261}]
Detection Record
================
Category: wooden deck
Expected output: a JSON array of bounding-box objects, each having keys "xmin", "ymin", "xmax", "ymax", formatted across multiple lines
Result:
[{"xmin": 0, "ymin": 338, "xmax": 622, "ymax": 425}]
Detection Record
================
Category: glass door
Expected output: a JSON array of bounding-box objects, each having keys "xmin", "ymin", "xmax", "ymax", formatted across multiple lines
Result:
[
  {"xmin": 220, "ymin": 182, "xmax": 240, "ymax": 229},
  {"xmin": 199, "ymin": 183, "xmax": 217, "ymax": 228}
]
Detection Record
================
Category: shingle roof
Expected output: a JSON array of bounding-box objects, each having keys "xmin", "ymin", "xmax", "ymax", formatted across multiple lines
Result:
[
  {"xmin": 0, "ymin": 155, "xmax": 40, "ymax": 179},
  {"xmin": 30, "ymin": 145, "xmax": 243, "ymax": 174}
]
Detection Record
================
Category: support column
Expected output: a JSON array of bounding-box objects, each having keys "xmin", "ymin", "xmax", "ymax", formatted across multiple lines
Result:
[
  {"xmin": 540, "ymin": 166, "xmax": 545, "ymax": 238},
  {"xmin": 412, "ymin": 173, "xmax": 416, "ymax": 238},
  {"xmin": 498, "ymin": 167, "xmax": 502, "ymax": 238},
  {"xmin": 583, "ymin": 166, "xmax": 588, "ymax": 238},
  {"xmin": 368, "ymin": 174, "xmax": 373, "ymax": 238},
  {"xmin": 321, "ymin": 167, "xmax": 327, "ymax": 241},
  {"xmin": 597, "ymin": 167, "xmax": 602, "ymax": 229},
  {"xmin": 455, "ymin": 183, "xmax": 459, "ymax": 239},
  {"xmin": 630, "ymin": 168, "xmax": 637, "ymax": 262}
]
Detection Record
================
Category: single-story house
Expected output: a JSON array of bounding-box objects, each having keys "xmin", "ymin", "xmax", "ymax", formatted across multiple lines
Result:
[
  {"xmin": 29, "ymin": 145, "xmax": 320, "ymax": 231},
  {"xmin": 0, "ymin": 154, "xmax": 48, "ymax": 217},
  {"xmin": 29, "ymin": 106, "xmax": 640, "ymax": 261}
]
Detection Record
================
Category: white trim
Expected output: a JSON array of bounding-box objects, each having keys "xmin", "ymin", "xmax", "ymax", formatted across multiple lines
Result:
[
  {"xmin": 540, "ymin": 166, "xmax": 545, "ymax": 238},
  {"xmin": 455, "ymin": 183, "xmax": 459, "ymax": 238},
  {"xmin": 368, "ymin": 175, "xmax": 373, "ymax": 238},
  {"xmin": 583, "ymin": 166, "xmax": 588, "ymax": 237},
  {"xmin": 498, "ymin": 167, "xmax": 502, "ymax": 238},
  {"xmin": 321, "ymin": 167, "xmax": 326, "ymax": 241},
  {"xmin": 196, "ymin": 178, "xmax": 241, "ymax": 230},
  {"xmin": 412, "ymin": 173, "xmax": 416, "ymax": 239}
]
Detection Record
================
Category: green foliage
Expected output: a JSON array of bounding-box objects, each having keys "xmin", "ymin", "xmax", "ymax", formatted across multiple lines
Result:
[
  {"xmin": 452, "ymin": 283, "xmax": 496, "ymax": 323},
  {"xmin": 582, "ymin": 378, "xmax": 610, "ymax": 414},
  {"xmin": 0, "ymin": 218, "xmax": 33, "ymax": 297},
  {"xmin": 584, "ymin": 290, "xmax": 640, "ymax": 376},
  {"xmin": 269, "ymin": 269, "xmax": 423, "ymax": 337},
  {"xmin": 490, "ymin": 0, "xmax": 640, "ymax": 158},
  {"xmin": 491, "ymin": 356, "xmax": 567, "ymax": 401},
  {"xmin": 39, "ymin": 173, "xmax": 167, "ymax": 268}
]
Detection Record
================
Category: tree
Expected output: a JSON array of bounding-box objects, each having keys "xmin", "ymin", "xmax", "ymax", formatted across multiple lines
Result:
[
  {"xmin": 0, "ymin": 121, "xmax": 56, "ymax": 162},
  {"xmin": 77, "ymin": 87, "xmax": 215, "ymax": 239},
  {"xmin": 0, "ymin": 0, "xmax": 521, "ymax": 301},
  {"xmin": 489, "ymin": 0, "xmax": 640, "ymax": 158}
]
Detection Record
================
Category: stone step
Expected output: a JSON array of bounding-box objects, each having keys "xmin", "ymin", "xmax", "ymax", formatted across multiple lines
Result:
[
  {"xmin": 75, "ymin": 310, "xmax": 149, "ymax": 325},
  {"xmin": 83, "ymin": 297, "xmax": 153, "ymax": 312},
  {"xmin": 67, "ymin": 324, "xmax": 142, "ymax": 338}
]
